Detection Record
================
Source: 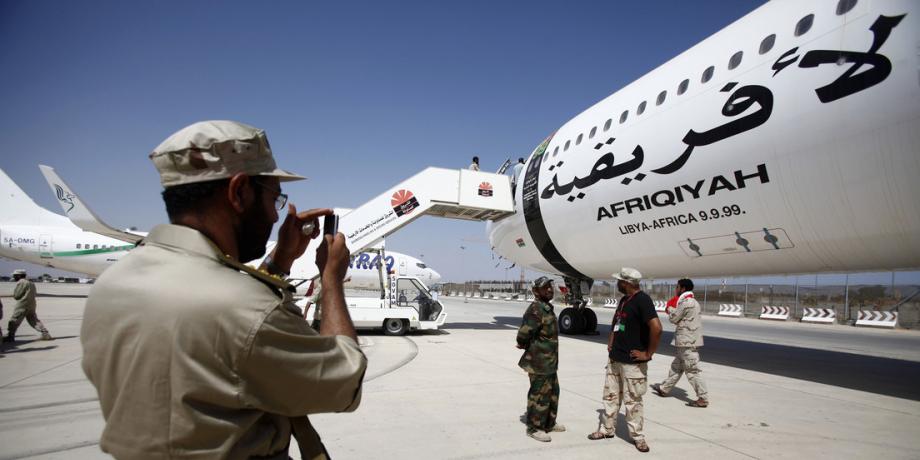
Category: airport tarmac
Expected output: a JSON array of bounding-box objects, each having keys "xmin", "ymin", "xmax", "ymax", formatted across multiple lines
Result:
[{"xmin": 1, "ymin": 283, "xmax": 919, "ymax": 459}]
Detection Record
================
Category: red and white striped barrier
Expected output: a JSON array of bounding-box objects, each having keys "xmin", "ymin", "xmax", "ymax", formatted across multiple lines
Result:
[
  {"xmin": 653, "ymin": 300, "xmax": 666, "ymax": 312},
  {"xmin": 718, "ymin": 304, "xmax": 743, "ymax": 317},
  {"xmin": 760, "ymin": 305, "xmax": 790, "ymax": 321},
  {"xmin": 801, "ymin": 307, "xmax": 836, "ymax": 324},
  {"xmin": 855, "ymin": 310, "xmax": 898, "ymax": 328}
]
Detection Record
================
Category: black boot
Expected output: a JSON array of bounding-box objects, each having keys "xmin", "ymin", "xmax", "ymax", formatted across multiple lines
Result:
[{"xmin": 3, "ymin": 323, "xmax": 16, "ymax": 343}]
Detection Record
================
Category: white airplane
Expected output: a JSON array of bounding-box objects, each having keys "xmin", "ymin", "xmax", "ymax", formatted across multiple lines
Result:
[
  {"xmin": 486, "ymin": 0, "xmax": 920, "ymax": 331},
  {"xmin": 286, "ymin": 248, "xmax": 439, "ymax": 294},
  {"xmin": 0, "ymin": 166, "xmax": 441, "ymax": 289},
  {"xmin": 0, "ymin": 168, "xmax": 133, "ymax": 275}
]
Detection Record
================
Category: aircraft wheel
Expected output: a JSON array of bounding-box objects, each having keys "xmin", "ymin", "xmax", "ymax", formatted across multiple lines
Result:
[
  {"xmin": 559, "ymin": 308, "xmax": 585, "ymax": 335},
  {"xmin": 582, "ymin": 308, "xmax": 598, "ymax": 333},
  {"xmin": 383, "ymin": 318, "xmax": 409, "ymax": 336}
]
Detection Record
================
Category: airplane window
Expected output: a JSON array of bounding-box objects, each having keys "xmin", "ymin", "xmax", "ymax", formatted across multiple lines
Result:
[
  {"xmin": 77, "ymin": 244, "xmax": 82, "ymax": 249},
  {"xmin": 589, "ymin": 126, "xmax": 597, "ymax": 138},
  {"xmin": 93, "ymin": 244, "xmax": 98, "ymax": 249},
  {"xmin": 603, "ymin": 118, "xmax": 612, "ymax": 131},
  {"xmin": 637, "ymin": 101, "xmax": 647, "ymax": 115},
  {"xmin": 728, "ymin": 51, "xmax": 743, "ymax": 70},
  {"xmin": 564, "ymin": 140, "xmax": 570, "ymax": 151},
  {"xmin": 656, "ymin": 90, "xmax": 667, "ymax": 106},
  {"xmin": 795, "ymin": 14, "xmax": 814, "ymax": 37},
  {"xmin": 416, "ymin": 263, "xmax": 426, "ymax": 269},
  {"xmin": 759, "ymin": 34, "xmax": 776, "ymax": 55},
  {"xmin": 836, "ymin": 0, "xmax": 856, "ymax": 15},
  {"xmin": 701, "ymin": 65, "xmax": 715, "ymax": 83},
  {"xmin": 677, "ymin": 79, "xmax": 689, "ymax": 95},
  {"xmin": 619, "ymin": 110, "xmax": 628, "ymax": 124},
  {"xmin": 552, "ymin": 146, "xmax": 559, "ymax": 157},
  {"xmin": 576, "ymin": 133, "xmax": 583, "ymax": 145}
]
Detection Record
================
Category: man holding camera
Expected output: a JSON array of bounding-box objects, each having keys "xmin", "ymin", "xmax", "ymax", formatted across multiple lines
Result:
[{"xmin": 81, "ymin": 121, "xmax": 366, "ymax": 459}]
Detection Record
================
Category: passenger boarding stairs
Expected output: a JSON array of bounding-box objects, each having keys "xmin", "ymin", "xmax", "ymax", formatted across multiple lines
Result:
[{"xmin": 338, "ymin": 168, "xmax": 514, "ymax": 254}]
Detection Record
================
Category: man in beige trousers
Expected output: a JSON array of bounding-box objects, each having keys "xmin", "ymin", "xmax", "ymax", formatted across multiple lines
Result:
[{"xmin": 652, "ymin": 278, "xmax": 709, "ymax": 408}]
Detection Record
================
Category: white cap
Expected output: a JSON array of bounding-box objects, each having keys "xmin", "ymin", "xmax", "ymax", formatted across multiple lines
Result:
[{"xmin": 612, "ymin": 267, "xmax": 642, "ymax": 283}]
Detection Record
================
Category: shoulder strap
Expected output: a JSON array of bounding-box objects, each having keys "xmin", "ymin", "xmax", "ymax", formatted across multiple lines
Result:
[{"xmin": 203, "ymin": 240, "xmax": 295, "ymax": 295}]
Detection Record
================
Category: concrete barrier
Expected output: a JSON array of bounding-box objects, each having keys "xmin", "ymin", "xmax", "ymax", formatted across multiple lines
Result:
[
  {"xmin": 856, "ymin": 310, "xmax": 898, "ymax": 328},
  {"xmin": 718, "ymin": 304, "xmax": 743, "ymax": 317},
  {"xmin": 760, "ymin": 305, "xmax": 790, "ymax": 321},
  {"xmin": 473, "ymin": 292, "xmax": 480, "ymax": 298},
  {"xmin": 603, "ymin": 298, "xmax": 617, "ymax": 308},
  {"xmin": 653, "ymin": 300, "xmax": 666, "ymax": 312},
  {"xmin": 801, "ymin": 307, "xmax": 836, "ymax": 324}
]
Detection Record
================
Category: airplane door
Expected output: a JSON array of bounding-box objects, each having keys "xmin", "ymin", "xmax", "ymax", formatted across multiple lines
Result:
[
  {"xmin": 398, "ymin": 259, "xmax": 407, "ymax": 276},
  {"xmin": 39, "ymin": 234, "xmax": 53, "ymax": 259}
]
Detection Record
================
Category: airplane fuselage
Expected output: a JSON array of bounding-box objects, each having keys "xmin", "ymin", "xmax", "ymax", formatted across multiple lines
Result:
[
  {"xmin": 490, "ymin": 0, "xmax": 920, "ymax": 280},
  {"xmin": 0, "ymin": 224, "xmax": 131, "ymax": 276}
]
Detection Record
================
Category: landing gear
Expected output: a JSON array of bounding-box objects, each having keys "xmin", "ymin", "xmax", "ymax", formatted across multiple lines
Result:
[
  {"xmin": 558, "ymin": 307, "xmax": 585, "ymax": 334},
  {"xmin": 558, "ymin": 277, "xmax": 597, "ymax": 335}
]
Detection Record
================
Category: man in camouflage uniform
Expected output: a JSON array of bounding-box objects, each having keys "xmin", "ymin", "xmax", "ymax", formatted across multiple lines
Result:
[
  {"xmin": 3, "ymin": 269, "xmax": 52, "ymax": 343},
  {"xmin": 516, "ymin": 276, "xmax": 565, "ymax": 442},
  {"xmin": 652, "ymin": 278, "xmax": 709, "ymax": 407}
]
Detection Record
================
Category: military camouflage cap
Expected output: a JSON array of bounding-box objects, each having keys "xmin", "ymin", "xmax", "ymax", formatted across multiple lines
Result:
[
  {"xmin": 12, "ymin": 269, "xmax": 26, "ymax": 276},
  {"xmin": 150, "ymin": 120, "xmax": 305, "ymax": 188},
  {"xmin": 532, "ymin": 276, "xmax": 554, "ymax": 288}
]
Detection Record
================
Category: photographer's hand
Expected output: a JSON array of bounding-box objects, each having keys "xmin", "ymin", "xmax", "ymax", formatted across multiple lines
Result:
[
  {"xmin": 269, "ymin": 205, "xmax": 332, "ymax": 273},
  {"xmin": 316, "ymin": 233, "xmax": 357, "ymax": 341}
]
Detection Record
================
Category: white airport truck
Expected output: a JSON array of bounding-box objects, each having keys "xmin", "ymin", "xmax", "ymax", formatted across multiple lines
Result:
[{"xmin": 297, "ymin": 252, "xmax": 446, "ymax": 336}]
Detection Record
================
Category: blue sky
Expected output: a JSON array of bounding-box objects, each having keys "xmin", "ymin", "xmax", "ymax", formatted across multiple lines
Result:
[{"xmin": 1, "ymin": 0, "xmax": 917, "ymax": 285}]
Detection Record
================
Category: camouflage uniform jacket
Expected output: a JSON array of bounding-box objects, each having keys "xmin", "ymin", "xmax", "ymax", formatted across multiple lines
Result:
[
  {"xmin": 12, "ymin": 278, "xmax": 37, "ymax": 311},
  {"xmin": 668, "ymin": 292, "xmax": 704, "ymax": 347},
  {"xmin": 516, "ymin": 300, "xmax": 559, "ymax": 375}
]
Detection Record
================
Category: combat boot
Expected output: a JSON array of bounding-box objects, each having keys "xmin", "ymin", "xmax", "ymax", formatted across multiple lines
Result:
[
  {"xmin": 41, "ymin": 332, "xmax": 53, "ymax": 341},
  {"xmin": 3, "ymin": 324, "xmax": 16, "ymax": 343},
  {"xmin": 526, "ymin": 429, "xmax": 551, "ymax": 442}
]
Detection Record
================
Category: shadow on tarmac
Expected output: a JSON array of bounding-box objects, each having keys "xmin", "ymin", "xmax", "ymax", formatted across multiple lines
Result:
[
  {"xmin": 468, "ymin": 316, "xmax": 920, "ymax": 401},
  {"xmin": 1, "ymin": 345, "xmax": 57, "ymax": 354}
]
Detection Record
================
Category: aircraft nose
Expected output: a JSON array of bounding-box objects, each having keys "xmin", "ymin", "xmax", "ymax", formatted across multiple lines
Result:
[{"xmin": 429, "ymin": 269, "xmax": 441, "ymax": 283}]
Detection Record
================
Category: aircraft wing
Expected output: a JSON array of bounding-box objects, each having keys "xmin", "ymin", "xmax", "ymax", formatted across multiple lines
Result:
[{"xmin": 38, "ymin": 165, "xmax": 143, "ymax": 244}]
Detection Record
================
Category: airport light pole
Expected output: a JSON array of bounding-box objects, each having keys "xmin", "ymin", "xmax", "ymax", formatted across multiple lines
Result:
[{"xmin": 460, "ymin": 245, "xmax": 467, "ymax": 303}]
